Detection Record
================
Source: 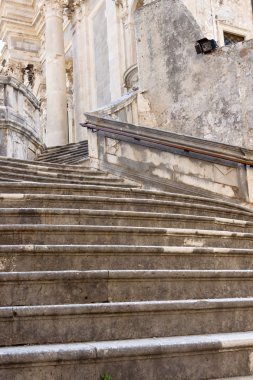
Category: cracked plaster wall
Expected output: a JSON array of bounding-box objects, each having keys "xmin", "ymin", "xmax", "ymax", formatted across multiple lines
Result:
[{"xmin": 135, "ymin": 0, "xmax": 253, "ymax": 149}]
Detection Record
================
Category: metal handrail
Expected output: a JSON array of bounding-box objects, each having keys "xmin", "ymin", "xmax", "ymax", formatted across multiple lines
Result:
[{"xmin": 82, "ymin": 122, "xmax": 253, "ymax": 167}]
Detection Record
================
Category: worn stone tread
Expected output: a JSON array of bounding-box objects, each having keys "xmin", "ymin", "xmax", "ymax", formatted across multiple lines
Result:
[
  {"xmin": 0, "ymin": 160, "xmax": 108, "ymax": 176},
  {"xmin": 2, "ymin": 244, "xmax": 253, "ymax": 271},
  {"xmin": 1, "ymin": 268, "xmax": 253, "ymax": 283},
  {"xmin": 1, "ymin": 298, "xmax": 253, "ymax": 346},
  {"xmin": 0, "ymin": 155, "xmax": 89, "ymax": 170},
  {"xmin": 214, "ymin": 377, "xmax": 253, "ymax": 379},
  {"xmin": 0, "ymin": 169, "xmax": 128, "ymax": 185},
  {"xmin": 0, "ymin": 331, "xmax": 252, "ymax": 363},
  {"xmin": 0, "ymin": 208, "xmax": 252, "ymax": 231},
  {"xmin": 0, "ymin": 182, "xmax": 247, "ymax": 209},
  {"xmin": 0, "ymin": 224, "xmax": 253, "ymax": 247},
  {"xmin": 0, "ymin": 166, "xmax": 121, "ymax": 182},
  {"xmin": 0, "ymin": 194, "xmax": 251, "ymax": 220},
  {"xmin": 3, "ymin": 297, "xmax": 253, "ymax": 317},
  {"xmin": 0, "ymin": 182, "xmax": 250, "ymax": 212},
  {"xmin": 37, "ymin": 148, "xmax": 88, "ymax": 160},
  {"xmin": 35, "ymin": 141, "xmax": 89, "ymax": 165},
  {"xmin": 2, "ymin": 269, "xmax": 253, "ymax": 305}
]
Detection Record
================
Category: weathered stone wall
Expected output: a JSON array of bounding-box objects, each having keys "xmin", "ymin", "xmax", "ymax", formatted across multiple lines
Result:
[
  {"xmin": 135, "ymin": 0, "xmax": 253, "ymax": 149},
  {"xmin": 183, "ymin": 0, "xmax": 253, "ymax": 43}
]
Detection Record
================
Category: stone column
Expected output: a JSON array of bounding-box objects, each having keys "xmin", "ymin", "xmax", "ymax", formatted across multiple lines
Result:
[
  {"xmin": 41, "ymin": 0, "xmax": 68, "ymax": 147},
  {"xmin": 67, "ymin": 0, "xmax": 88, "ymax": 142}
]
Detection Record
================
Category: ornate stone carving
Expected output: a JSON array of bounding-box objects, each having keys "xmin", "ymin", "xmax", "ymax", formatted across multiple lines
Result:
[
  {"xmin": 38, "ymin": 0, "xmax": 65, "ymax": 17},
  {"xmin": 123, "ymin": 64, "xmax": 139, "ymax": 91},
  {"xmin": 0, "ymin": 61, "xmax": 24, "ymax": 82},
  {"xmin": 64, "ymin": 0, "xmax": 86, "ymax": 22},
  {"xmin": 23, "ymin": 65, "xmax": 35, "ymax": 89}
]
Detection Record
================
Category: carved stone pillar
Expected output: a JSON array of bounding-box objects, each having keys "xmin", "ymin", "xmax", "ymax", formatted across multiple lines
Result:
[
  {"xmin": 40, "ymin": 0, "xmax": 68, "ymax": 147},
  {"xmin": 66, "ymin": 0, "xmax": 87, "ymax": 142}
]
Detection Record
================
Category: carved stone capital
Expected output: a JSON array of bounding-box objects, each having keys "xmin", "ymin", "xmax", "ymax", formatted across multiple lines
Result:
[
  {"xmin": 38, "ymin": 0, "xmax": 65, "ymax": 18},
  {"xmin": 64, "ymin": 0, "xmax": 86, "ymax": 22},
  {"xmin": 0, "ymin": 61, "xmax": 24, "ymax": 83}
]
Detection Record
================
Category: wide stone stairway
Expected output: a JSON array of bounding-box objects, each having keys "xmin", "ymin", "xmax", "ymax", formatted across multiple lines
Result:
[
  {"xmin": 1, "ymin": 155, "xmax": 253, "ymax": 379},
  {"xmin": 36, "ymin": 140, "xmax": 89, "ymax": 165}
]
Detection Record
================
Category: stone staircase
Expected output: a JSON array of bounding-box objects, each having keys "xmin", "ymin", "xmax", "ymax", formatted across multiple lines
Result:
[
  {"xmin": 36, "ymin": 140, "xmax": 89, "ymax": 165},
  {"xmin": 0, "ymin": 155, "xmax": 253, "ymax": 379}
]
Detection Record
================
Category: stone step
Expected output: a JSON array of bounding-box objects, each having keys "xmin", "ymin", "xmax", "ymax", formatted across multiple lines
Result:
[
  {"xmin": 0, "ymin": 225, "xmax": 252, "ymax": 248},
  {"xmin": 37, "ymin": 149, "xmax": 89, "ymax": 163},
  {"xmin": 39, "ymin": 146, "xmax": 88, "ymax": 156},
  {"xmin": 0, "ymin": 159, "xmax": 106, "ymax": 176},
  {"xmin": 0, "ymin": 194, "xmax": 251, "ymax": 220},
  {"xmin": 38, "ymin": 141, "xmax": 88, "ymax": 156},
  {"xmin": 37, "ymin": 148, "xmax": 88, "ymax": 160},
  {"xmin": 214, "ymin": 377, "xmax": 253, "ymax": 380},
  {"xmin": 38, "ymin": 144, "xmax": 88, "ymax": 156},
  {"xmin": 0, "ymin": 332, "xmax": 252, "ymax": 379},
  {"xmin": 0, "ymin": 208, "xmax": 252, "ymax": 232},
  {"xmin": 1, "ymin": 245, "xmax": 253, "ymax": 271},
  {"xmin": 0, "ymin": 182, "xmax": 249, "ymax": 211},
  {"xmin": 0, "ymin": 155, "xmax": 90, "ymax": 170},
  {"xmin": 37, "ymin": 150, "xmax": 89, "ymax": 163},
  {"xmin": 0, "ymin": 169, "xmax": 128, "ymax": 185},
  {"xmin": 0, "ymin": 298, "xmax": 253, "ymax": 347},
  {"xmin": 1, "ymin": 270, "xmax": 253, "ymax": 305},
  {"xmin": 0, "ymin": 165, "xmax": 121, "ymax": 183}
]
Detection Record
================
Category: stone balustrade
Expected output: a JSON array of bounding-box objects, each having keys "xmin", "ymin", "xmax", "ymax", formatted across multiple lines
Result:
[
  {"xmin": 0, "ymin": 76, "xmax": 44, "ymax": 159},
  {"xmin": 83, "ymin": 113, "xmax": 253, "ymax": 204},
  {"xmin": 89, "ymin": 90, "xmax": 157, "ymax": 128}
]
